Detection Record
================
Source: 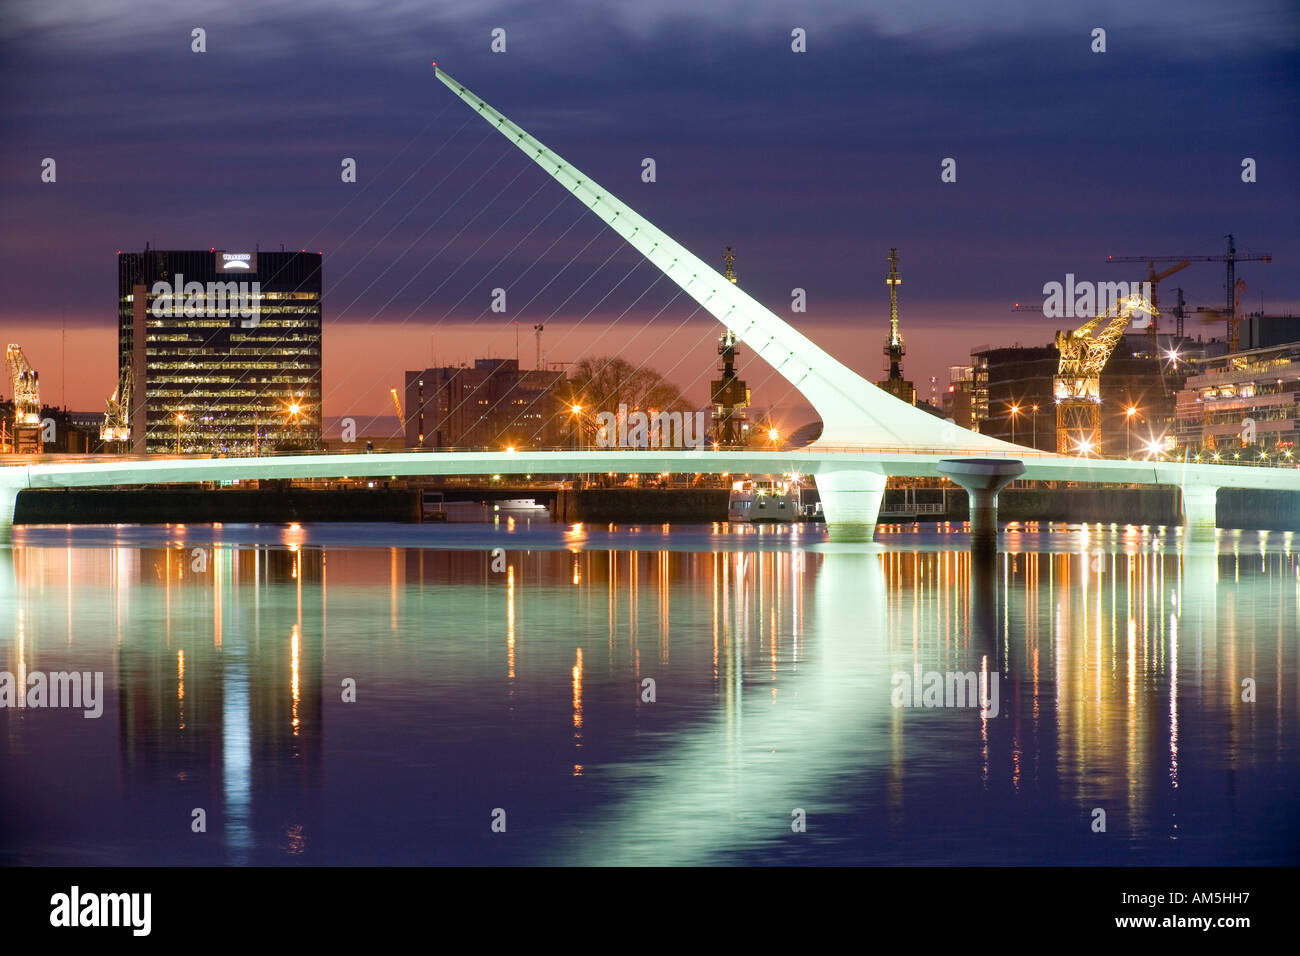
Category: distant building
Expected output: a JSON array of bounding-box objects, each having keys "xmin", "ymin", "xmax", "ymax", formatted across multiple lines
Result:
[
  {"xmin": 943, "ymin": 364, "xmax": 977, "ymax": 431},
  {"xmin": 1237, "ymin": 313, "xmax": 1300, "ymax": 352},
  {"xmin": 404, "ymin": 358, "xmax": 565, "ymax": 449},
  {"xmin": 970, "ymin": 346, "xmax": 1055, "ymax": 450},
  {"xmin": 1174, "ymin": 341, "xmax": 1300, "ymax": 453},
  {"xmin": 118, "ymin": 247, "xmax": 322, "ymax": 454}
]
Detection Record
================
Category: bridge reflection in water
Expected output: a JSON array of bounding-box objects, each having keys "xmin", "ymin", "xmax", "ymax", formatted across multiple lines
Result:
[{"xmin": 0, "ymin": 523, "xmax": 1295, "ymax": 865}]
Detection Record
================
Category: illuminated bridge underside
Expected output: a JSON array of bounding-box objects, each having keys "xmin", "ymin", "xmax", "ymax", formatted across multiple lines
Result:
[{"xmin": 1, "ymin": 448, "xmax": 1293, "ymax": 530}]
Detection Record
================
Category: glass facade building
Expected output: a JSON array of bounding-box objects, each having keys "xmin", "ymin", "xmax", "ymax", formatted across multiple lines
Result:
[{"xmin": 118, "ymin": 248, "xmax": 322, "ymax": 454}]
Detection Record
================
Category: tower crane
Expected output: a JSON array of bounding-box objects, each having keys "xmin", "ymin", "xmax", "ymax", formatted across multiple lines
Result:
[
  {"xmin": 1053, "ymin": 293, "xmax": 1156, "ymax": 455},
  {"xmin": 1105, "ymin": 234, "xmax": 1271, "ymax": 353}
]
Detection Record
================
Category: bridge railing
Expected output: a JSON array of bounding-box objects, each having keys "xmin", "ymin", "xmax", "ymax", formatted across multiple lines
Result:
[{"xmin": 3, "ymin": 444, "xmax": 1297, "ymax": 469}]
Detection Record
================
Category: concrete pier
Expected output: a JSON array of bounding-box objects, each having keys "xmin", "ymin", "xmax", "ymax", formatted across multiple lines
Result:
[
  {"xmin": 936, "ymin": 458, "xmax": 1025, "ymax": 552},
  {"xmin": 814, "ymin": 469, "xmax": 887, "ymax": 542},
  {"xmin": 1180, "ymin": 484, "xmax": 1219, "ymax": 540}
]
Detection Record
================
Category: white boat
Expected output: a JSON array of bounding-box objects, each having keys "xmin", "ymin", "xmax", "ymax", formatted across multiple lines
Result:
[{"xmin": 727, "ymin": 477, "xmax": 799, "ymax": 522}]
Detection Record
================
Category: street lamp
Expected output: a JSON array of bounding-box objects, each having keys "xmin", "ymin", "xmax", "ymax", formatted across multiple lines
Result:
[
  {"xmin": 285, "ymin": 400, "xmax": 304, "ymax": 449},
  {"xmin": 1009, "ymin": 403, "xmax": 1020, "ymax": 444},
  {"xmin": 1125, "ymin": 405, "xmax": 1138, "ymax": 458},
  {"xmin": 767, "ymin": 427, "xmax": 781, "ymax": 447},
  {"xmin": 175, "ymin": 411, "xmax": 184, "ymax": 453},
  {"xmin": 1031, "ymin": 404, "xmax": 1039, "ymax": 449}
]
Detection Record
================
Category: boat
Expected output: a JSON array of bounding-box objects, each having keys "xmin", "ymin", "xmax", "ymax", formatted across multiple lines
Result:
[{"xmin": 727, "ymin": 476, "xmax": 800, "ymax": 522}]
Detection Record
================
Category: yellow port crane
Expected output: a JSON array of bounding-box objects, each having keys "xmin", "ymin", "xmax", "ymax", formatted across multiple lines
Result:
[
  {"xmin": 6, "ymin": 344, "xmax": 45, "ymax": 452},
  {"xmin": 101, "ymin": 367, "xmax": 132, "ymax": 444},
  {"xmin": 1054, "ymin": 292, "xmax": 1156, "ymax": 455},
  {"xmin": 6, "ymin": 344, "xmax": 40, "ymax": 426},
  {"xmin": 390, "ymin": 387, "xmax": 403, "ymax": 422}
]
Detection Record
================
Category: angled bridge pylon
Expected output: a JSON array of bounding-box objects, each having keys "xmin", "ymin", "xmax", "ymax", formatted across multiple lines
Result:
[{"xmin": 434, "ymin": 66, "xmax": 1022, "ymax": 538}]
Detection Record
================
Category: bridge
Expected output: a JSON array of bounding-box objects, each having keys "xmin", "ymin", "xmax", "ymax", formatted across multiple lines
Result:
[{"xmin": 2, "ymin": 66, "xmax": 1296, "ymax": 540}]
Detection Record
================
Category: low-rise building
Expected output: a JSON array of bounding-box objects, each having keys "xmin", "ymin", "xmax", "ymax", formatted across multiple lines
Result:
[{"xmin": 1174, "ymin": 341, "xmax": 1300, "ymax": 453}]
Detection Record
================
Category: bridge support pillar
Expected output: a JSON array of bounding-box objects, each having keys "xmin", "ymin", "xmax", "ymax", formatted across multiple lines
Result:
[
  {"xmin": 814, "ymin": 469, "xmax": 887, "ymax": 542},
  {"xmin": 936, "ymin": 458, "xmax": 1025, "ymax": 553},
  {"xmin": 1180, "ymin": 484, "xmax": 1219, "ymax": 539},
  {"xmin": 0, "ymin": 482, "xmax": 19, "ymax": 543}
]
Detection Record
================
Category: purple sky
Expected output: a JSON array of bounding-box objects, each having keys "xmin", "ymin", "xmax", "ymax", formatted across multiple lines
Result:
[{"xmin": 1, "ymin": 0, "xmax": 1296, "ymax": 423}]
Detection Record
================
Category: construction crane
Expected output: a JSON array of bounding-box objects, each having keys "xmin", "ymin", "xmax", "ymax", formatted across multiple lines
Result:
[
  {"xmin": 1105, "ymin": 234, "xmax": 1271, "ymax": 353},
  {"xmin": 1053, "ymin": 293, "xmax": 1156, "ymax": 455},
  {"xmin": 5, "ymin": 344, "xmax": 42, "ymax": 453},
  {"xmin": 389, "ymin": 387, "xmax": 403, "ymax": 422},
  {"xmin": 100, "ymin": 366, "xmax": 132, "ymax": 444}
]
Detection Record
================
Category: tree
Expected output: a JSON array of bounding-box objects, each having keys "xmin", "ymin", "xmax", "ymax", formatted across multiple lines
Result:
[{"xmin": 566, "ymin": 355, "xmax": 692, "ymax": 416}]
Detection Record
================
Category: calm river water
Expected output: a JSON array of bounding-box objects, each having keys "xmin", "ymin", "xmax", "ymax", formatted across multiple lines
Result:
[{"xmin": 2, "ymin": 519, "xmax": 1297, "ymax": 866}]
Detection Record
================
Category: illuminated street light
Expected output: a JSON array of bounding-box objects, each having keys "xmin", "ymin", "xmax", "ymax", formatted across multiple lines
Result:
[
  {"xmin": 1124, "ymin": 405, "xmax": 1138, "ymax": 458},
  {"xmin": 1009, "ymin": 403, "xmax": 1020, "ymax": 445}
]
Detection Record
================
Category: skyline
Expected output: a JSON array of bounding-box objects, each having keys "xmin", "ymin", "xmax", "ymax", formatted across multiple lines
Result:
[{"xmin": 1, "ymin": 0, "xmax": 1296, "ymax": 418}]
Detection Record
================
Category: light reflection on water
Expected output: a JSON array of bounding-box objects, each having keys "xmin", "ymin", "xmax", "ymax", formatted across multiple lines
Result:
[{"xmin": 0, "ymin": 521, "xmax": 1296, "ymax": 865}]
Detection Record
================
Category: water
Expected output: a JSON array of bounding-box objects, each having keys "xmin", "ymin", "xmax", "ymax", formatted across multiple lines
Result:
[{"xmin": 2, "ymin": 519, "xmax": 1297, "ymax": 866}]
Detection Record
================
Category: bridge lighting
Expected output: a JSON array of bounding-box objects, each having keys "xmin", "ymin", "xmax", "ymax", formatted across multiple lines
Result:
[
  {"xmin": 1212, "ymin": 452, "xmax": 1221, "ymax": 461},
  {"xmin": 505, "ymin": 445, "xmax": 515, "ymax": 454}
]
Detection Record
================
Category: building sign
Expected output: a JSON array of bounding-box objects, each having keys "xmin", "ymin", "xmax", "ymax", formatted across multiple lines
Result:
[{"xmin": 216, "ymin": 250, "xmax": 257, "ymax": 273}]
